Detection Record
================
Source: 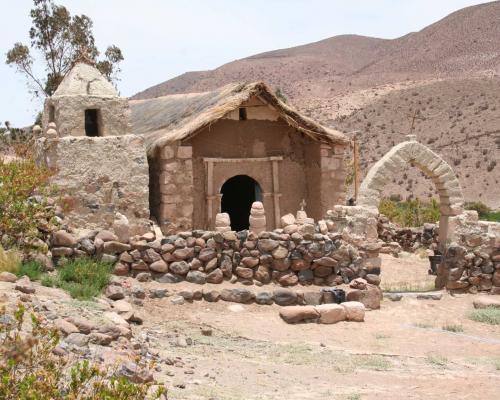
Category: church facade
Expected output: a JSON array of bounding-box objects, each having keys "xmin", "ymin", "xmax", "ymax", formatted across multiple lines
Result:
[{"xmin": 37, "ymin": 63, "xmax": 349, "ymax": 234}]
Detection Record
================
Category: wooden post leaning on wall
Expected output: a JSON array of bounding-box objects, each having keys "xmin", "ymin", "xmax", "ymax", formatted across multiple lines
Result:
[{"xmin": 352, "ymin": 131, "xmax": 360, "ymax": 203}]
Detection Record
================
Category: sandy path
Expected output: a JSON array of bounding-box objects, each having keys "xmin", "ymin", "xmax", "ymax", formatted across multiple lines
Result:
[{"xmin": 139, "ymin": 288, "xmax": 500, "ymax": 400}]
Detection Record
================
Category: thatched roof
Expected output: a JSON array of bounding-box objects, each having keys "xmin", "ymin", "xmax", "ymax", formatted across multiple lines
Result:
[{"xmin": 129, "ymin": 82, "xmax": 349, "ymax": 156}]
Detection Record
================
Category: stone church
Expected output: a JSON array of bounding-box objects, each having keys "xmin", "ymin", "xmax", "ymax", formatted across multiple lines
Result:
[{"xmin": 37, "ymin": 62, "xmax": 349, "ymax": 234}]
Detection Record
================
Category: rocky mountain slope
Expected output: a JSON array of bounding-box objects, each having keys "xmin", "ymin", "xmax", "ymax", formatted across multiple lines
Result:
[{"xmin": 133, "ymin": 1, "xmax": 500, "ymax": 208}]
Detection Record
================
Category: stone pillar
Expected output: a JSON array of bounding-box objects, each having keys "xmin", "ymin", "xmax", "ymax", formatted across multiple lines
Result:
[
  {"xmin": 438, "ymin": 214, "xmax": 450, "ymax": 253},
  {"xmin": 249, "ymin": 201, "xmax": 266, "ymax": 234},
  {"xmin": 158, "ymin": 144, "xmax": 194, "ymax": 234}
]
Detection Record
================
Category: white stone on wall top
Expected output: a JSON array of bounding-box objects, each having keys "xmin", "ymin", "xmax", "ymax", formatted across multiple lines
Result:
[
  {"xmin": 215, "ymin": 212, "xmax": 231, "ymax": 233},
  {"xmin": 249, "ymin": 202, "xmax": 266, "ymax": 234}
]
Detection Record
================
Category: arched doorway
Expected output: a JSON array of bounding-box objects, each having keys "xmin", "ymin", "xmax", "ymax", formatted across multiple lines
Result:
[{"xmin": 221, "ymin": 175, "xmax": 262, "ymax": 231}]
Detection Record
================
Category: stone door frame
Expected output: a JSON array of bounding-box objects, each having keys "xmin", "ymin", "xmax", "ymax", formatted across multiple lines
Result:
[{"xmin": 203, "ymin": 156, "xmax": 283, "ymax": 230}]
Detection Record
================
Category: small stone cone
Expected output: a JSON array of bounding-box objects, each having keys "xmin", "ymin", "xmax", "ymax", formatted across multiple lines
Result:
[
  {"xmin": 32, "ymin": 125, "xmax": 42, "ymax": 137},
  {"xmin": 296, "ymin": 210, "xmax": 308, "ymax": 225},
  {"xmin": 113, "ymin": 212, "xmax": 130, "ymax": 243},
  {"xmin": 215, "ymin": 212, "xmax": 231, "ymax": 232},
  {"xmin": 249, "ymin": 201, "xmax": 266, "ymax": 234},
  {"xmin": 45, "ymin": 122, "xmax": 59, "ymax": 138}
]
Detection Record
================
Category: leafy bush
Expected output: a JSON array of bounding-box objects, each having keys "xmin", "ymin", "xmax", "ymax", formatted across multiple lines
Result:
[
  {"xmin": 468, "ymin": 307, "xmax": 500, "ymax": 325},
  {"xmin": 379, "ymin": 198, "xmax": 440, "ymax": 227},
  {"xmin": 0, "ymin": 304, "xmax": 166, "ymax": 399},
  {"xmin": 464, "ymin": 201, "xmax": 490, "ymax": 216},
  {"xmin": 0, "ymin": 157, "xmax": 54, "ymax": 249},
  {"xmin": 16, "ymin": 260, "xmax": 44, "ymax": 280},
  {"xmin": 464, "ymin": 201, "xmax": 500, "ymax": 222},
  {"xmin": 43, "ymin": 258, "xmax": 113, "ymax": 300},
  {"xmin": 0, "ymin": 245, "xmax": 20, "ymax": 274}
]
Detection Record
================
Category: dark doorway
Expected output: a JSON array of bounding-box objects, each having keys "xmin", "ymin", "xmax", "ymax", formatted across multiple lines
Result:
[
  {"xmin": 221, "ymin": 175, "xmax": 262, "ymax": 231},
  {"xmin": 85, "ymin": 109, "xmax": 100, "ymax": 137}
]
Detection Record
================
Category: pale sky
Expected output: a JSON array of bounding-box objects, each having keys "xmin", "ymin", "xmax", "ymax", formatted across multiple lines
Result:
[{"xmin": 0, "ymin": 0, "xmax": 489, "ymax": 127}]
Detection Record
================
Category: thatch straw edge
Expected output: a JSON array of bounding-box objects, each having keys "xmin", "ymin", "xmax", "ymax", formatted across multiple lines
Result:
[{"xmin": 130, "ymin": 82, "xmax": 349, "ymax": 157}]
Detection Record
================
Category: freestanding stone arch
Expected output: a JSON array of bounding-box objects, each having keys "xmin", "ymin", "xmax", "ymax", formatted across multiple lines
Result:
[{"xmin": 358, "ymin": 135, "xmax": 464, "ymax": 248}]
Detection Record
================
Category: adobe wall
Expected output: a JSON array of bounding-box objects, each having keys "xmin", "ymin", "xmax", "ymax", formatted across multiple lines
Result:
[
  {"xmin": 35, "ymin": 135, "xmax": 150, "ymax": 233},
  {"xmin": 43, "ymin": 96, "xmax": 131, "ymax": 137},
  {"xmin": 151, "ymin": 94, "xmax": 347, "ymax": 233},
  {"xmin": 186, "ymin": 119, "xmax": 346, "ymax": 229}
]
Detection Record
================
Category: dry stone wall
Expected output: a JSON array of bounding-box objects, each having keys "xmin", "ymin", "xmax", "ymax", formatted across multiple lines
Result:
[
  {"xmin": 378, "ymin": 216, "xmax": 438, "ymax": 253},
  {"xmin": 437, "ymin": 211, "xmax": 500, "ymax": 293},
  {"xmin": 47, "ymin": 221, "xmax": 382, "ymax": 289}
]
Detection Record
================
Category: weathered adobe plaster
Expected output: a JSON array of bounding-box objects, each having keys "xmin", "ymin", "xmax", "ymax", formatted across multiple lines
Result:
[
  {"xmin": 43, "ymin": 96, "xmax": 131, "ymax": 137},
  {"xmin": 35, "ymin": 135, "xmax": 150, "ymax": 233},
  {"xmin": 185, "ymin": 115, "xmax": 347, "ymax": 231},
  {"xmin": 42, "ymin": 63, "xmax": 131, "ymax": 137}
]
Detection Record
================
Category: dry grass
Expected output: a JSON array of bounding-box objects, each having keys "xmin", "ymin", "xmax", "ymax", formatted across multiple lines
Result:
[
  {"xmin": 442, "ymin": 324, "xmax": 464, "ymax": 333},
  {"xmin": 0, "ymin": 246, "xmax": 20, "ymax": 274},
  {"xmin": 426, "ymin": 354, "xmax": 448, "ymax": 368},
  {"xmin": 468, "ymin": 308, "xmax": 500, "ymax": 325},
  {"xmin": 381, "ymin": 281, "xmax": 435, "ymax": 293}
]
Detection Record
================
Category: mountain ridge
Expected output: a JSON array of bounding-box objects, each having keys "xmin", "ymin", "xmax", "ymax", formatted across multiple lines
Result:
[{"xmin": 132, "ymin": 1, "xmax": 500, "ymax": 208}]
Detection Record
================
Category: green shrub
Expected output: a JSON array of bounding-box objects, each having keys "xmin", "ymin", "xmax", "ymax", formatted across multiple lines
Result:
[
  {"xmin": 0, "ymin": 157, "xmax": 54, "ymax": 250},
  {"xmin": 379, "ymin": 198, "xmax": 440, "ymax": 227},
  {"xmin": 468, "ymin": 307, "xmax": 500, "ymax": 325},
  {"xmin": 55, "ymin": 258, "xmax": 113, "ymax": 300},
  {"xmin": 40, "ymin": 273, "xmax": 58, "ymax": 287},
  {"xmin": 464, "ymin": 201, "xmax": 500, "ymax": 222},
  {"xmin": 0, "ymin": 245, "xmax": 20, "ymax": 273},
  {"xmin": 464, "ymin": 201, "xmax": 490, "ymax": 215},
  {"xmin": 16, "ymin": 260, "xmax": 44, "ymax": 280},
  {"xmin": 0, "ymin": 304, "xmax": 166, "ymax": 399}
]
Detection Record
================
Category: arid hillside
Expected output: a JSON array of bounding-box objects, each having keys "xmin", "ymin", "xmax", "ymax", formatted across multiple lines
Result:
[
  {"xmin": 333, "ymin": 78, "xmax": 500, "ymax": 207},
  {"xmin": 132, "ymin": 1, "xmax": 500, "ymax": 208}
]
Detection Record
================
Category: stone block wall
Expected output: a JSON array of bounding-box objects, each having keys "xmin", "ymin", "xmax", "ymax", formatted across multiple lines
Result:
[
  {"xmin": 47, "ymin": 221, "xmax": 382, "ymax": 289},
  {"xmin": 378, "ymin": 216, "xmax": 439, "ymax": 253},
  {"xmin": 150, "ymin": 143, "xmax": 194, "ymax": 234},
  {"xmin": 437, "ymin": 211, "xmax": 500, "ymax": 293},
  {"xmin": 35, "ymin": 135, "xmax": 150, "ymax": 233}
]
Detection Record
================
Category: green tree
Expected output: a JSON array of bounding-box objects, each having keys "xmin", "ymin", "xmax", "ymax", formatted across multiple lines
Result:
[{"xmin": 6, "ymin": 0, "xmax": 123, "ymax": 97}]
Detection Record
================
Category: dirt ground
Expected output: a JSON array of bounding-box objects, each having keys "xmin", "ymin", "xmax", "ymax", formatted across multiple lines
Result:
[
  {"xmin": 380, "ymin": 252, "xmax": 436, "ymax": 292},
  {"xmin": 2, "ymin": 253, "xmax": 499, "ymax": 400},
  {"xmin": 135, "ymin": 253, "xmax": 500, "ymax": 400}
]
